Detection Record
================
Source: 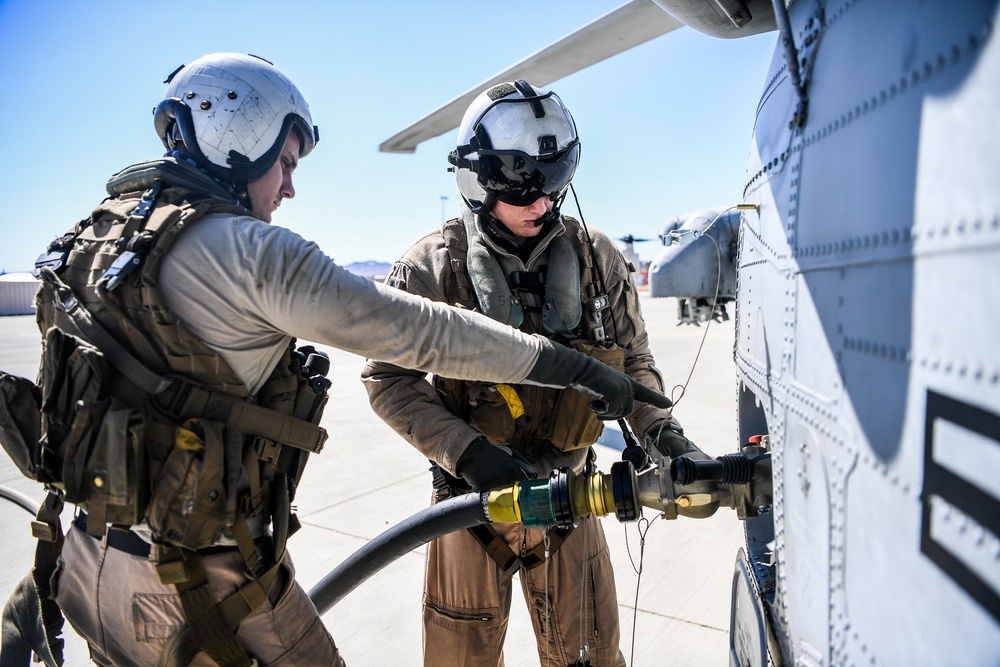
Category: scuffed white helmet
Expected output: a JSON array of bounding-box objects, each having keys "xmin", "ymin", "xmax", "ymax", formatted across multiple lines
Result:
[
  {"xmin": 153, "ymin": 53, "xmax": 318, "ymax": 195},
  {"xmin": 449, "ymin": 80, "xmax": 580, "ymax": 214}
]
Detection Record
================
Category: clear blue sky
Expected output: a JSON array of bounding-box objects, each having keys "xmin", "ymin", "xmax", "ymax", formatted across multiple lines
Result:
[{"xmin": 0, "ymin": 1, "xmax": 776, "ymax": 273}]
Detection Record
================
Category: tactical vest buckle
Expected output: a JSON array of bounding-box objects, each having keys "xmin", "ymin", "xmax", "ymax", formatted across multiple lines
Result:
[{"xmin": 159, "ymin": 374, "xmax": 203, "ymax": 419}]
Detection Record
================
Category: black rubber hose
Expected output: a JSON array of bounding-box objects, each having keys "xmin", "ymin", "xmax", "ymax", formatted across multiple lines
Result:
[
  {"xmin": 0, "ymin": 484, "xmax": 41, "ymax": 515},
  {"xmin": 308, "ymin": 492, "xmax": 490, "ymax": 615}
]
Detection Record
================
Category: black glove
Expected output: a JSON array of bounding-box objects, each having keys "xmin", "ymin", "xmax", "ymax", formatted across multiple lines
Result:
[
  {"xmin": 648, "ymin": 419, "xmax": 720, "ymax": 518},
  {"xmin": 621, "ymin": 444, "xmax": 652, "ymax": 471},
  {"xmin": 524, "ymin": 338, "xmax": 672, "ymax": 420},
  {"xmin": 454, "ymin": 437, "xmax": 530, "ymax": 492},
  {"xmin": 648, "ymin": 418, "xmax": 708, "ymax": 460}
]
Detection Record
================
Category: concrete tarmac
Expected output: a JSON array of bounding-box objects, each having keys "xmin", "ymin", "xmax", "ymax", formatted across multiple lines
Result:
[{"xmin": 0, "ymin": 293, "xmax": 743, "ymax": 666}]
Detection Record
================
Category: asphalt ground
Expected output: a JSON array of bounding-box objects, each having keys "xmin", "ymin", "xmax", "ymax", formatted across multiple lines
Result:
[{"xmin": 0, "ymin": 293, "xmax": 742, "ymax": 666}]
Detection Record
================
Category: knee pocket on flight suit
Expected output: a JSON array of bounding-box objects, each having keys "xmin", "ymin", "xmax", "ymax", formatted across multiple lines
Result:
[
  {"xmin": 423, "ymin": 599, "xmax": 504, "ymax": 666},
  {"xmin": 424, "ymin": 598, "xmax": 499, "ymax": 626},
  {"xmin": 581, "ymin": 543, "xmax": 621, "ymax": 656}
]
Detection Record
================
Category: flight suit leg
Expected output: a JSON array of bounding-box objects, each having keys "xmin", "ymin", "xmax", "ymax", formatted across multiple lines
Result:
[
  {"xmin": 422, "ymin": 523, "xmax": 519, "ymax": 667},
  {"xmin": 519, "ymin": 516, "xmax": 626, "ymax": 667}
]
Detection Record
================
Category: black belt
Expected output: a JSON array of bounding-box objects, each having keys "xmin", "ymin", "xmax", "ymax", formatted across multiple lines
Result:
[
  {"xmin": 75, "ymin": 512, "xmax": 239, "ymax": 559},
  {"xmin": 75, "ymin": 512, "xmax": 151, "ymax": 557}
]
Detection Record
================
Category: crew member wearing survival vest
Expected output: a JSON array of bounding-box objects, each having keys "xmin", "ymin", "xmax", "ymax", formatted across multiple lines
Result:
[
  {"xmin": 362, "ymin": 82, "xmax": 712, "ymax": 666},
  {"xmin": 1, "ymin": 56, "xmax": 669, "ymax": 667}
]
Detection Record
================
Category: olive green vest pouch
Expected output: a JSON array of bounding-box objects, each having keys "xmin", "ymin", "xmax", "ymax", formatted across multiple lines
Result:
[
  {"xmin": 549, "ymin": 340, "xmax": 627, "ymax": 451},
  {"xmin": 467, "ymin": 383, "xmax": 518, "ymax": 445},
  {"xmin": 146, "ymin": 417, "xmax": 240, "ymax": 549},
  {"xmin": 433, "ymin": 377, "xmax": 519, "ymax": 445},
  {"xmin": 38, "ymin": 326, "xmax": 147, "ymax": 530},
  {"xmin": 0, "ymin": 372, "xmax": 42, "ymax": 480}
]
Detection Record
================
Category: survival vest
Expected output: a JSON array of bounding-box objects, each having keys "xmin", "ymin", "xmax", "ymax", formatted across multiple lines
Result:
[
  {"xmin": 0, "ymin": 163, "xmax": 330, "ymax": 666},
  {"xmin": 435, "ymin": 215, "xmax": 626, "ymax": 454}
]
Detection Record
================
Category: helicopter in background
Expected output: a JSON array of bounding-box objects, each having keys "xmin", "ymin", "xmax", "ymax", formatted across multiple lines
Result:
[
  {"xmin": 379, "ymin": 0, "xmax": 1000, "ymax": 664},
  {"xmin": 615, "ymin": 234, "xmax": 654, "ymax": 286},
  {"xmin": 647, "ymin": 206, "xmax": 740, "ymax": 325}
]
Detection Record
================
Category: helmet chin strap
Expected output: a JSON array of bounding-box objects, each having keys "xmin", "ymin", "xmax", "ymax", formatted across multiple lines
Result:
[{"xmin": 227, "ymin": 150, "xmax": 253, "ymax": 212}]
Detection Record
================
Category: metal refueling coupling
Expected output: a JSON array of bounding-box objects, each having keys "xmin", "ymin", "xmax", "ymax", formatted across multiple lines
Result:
[
  {"xmin": 484, "ymin": 463, "xmax": 641, "ymax": 528},
  {"xmin": 610, "ymin": 461, "xmax": 639, "ymax": 522},
  {"xmin": 486, "ymin": 484, "xmax": 522, "ymax": 524}
]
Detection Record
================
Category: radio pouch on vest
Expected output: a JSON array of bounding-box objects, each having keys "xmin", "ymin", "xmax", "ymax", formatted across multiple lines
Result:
[{"xmin": 36, "ymin": 325, "xmax": 148, "ymax": 531}]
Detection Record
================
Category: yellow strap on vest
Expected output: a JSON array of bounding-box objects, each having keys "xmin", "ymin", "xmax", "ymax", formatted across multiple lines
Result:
[{"xmin": 494, "ymin": 384, "xmax": 525, "ymax": 419}]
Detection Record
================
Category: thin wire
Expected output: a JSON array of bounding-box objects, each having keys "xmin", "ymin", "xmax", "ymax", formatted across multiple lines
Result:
[
  {"xmin": 543, "ymin": 526, "xmax": 552, "ymax": 667},
  {"xmin": 628, "ymin": 515, "xmax": 656, "ymax": 667},
  {"xmin": 622, "ymin": 518, "xmax": 643, "ymax": 575},
  {"xmin": 579, "ymin": 519, "xmax": 584, "ymax": 664},
  {"xmin": 665, "ymin": 205, "xmax": 735, "ymax": 410},
  {"xmin": 568, "ymin": 183, "xmax": 621, "ymax": 343}
]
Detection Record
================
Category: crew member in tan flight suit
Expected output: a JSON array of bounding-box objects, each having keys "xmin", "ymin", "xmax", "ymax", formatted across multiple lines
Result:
[
  {"xmin": 363, "ymin": 81, "xmax": 710, "ymax": 667},
  {"xmin": 0, "ymin": 57, "xmax": 668, "ymax": 667}
]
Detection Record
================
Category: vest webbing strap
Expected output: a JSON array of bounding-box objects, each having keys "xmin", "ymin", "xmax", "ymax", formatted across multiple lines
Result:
[
  {"xmin": 441, "ymin": 219, "xmax": 477, "ymax": 308},
  {"xmin": 156, "ymin": 549, "xmax": 282, "ymax": 667},
  {"xmin": 159, "ymin": 551, "xmax": 255, "ymax": 667},
  {"xmin": 467, "ymin": 523, "xmax": 573, "ymax": 575},
  {"xmin": 168, "ymin": 385, "xmax": 327, "ymax": 454},
  {"xmin": 134, "ymin": 193, "xmax": 251, "ymax": 396},
  {"xmin": 39, "ymin": 266, "xmax": 327, "ymax": 455}
]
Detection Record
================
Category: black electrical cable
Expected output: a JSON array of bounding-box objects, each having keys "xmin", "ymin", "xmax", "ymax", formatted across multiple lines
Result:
[{"xmin": 308, "ymin": 492, "xmax": 490, "ymax": 615}]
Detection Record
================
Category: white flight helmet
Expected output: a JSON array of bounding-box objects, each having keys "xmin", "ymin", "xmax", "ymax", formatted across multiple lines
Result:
[
  {"xmin": 153, "ymin": 52, "xmax": 318, "ymax": 199},
  {"xmin": 449, "ymin": 80, "xmax": 580, "ymax": 215}
]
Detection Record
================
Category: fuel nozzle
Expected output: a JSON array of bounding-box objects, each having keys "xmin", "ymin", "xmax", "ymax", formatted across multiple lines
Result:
[
  {"xmin": 483, "ymin": 437, "xmax": 773, "ymax": 528},
  {"xmin": 635, "ymin": 436, "xmax": 773, "ymax": 520},
  {"xmin": 670, "ymin": 452, "xmax": 757, "ymax": 486}
]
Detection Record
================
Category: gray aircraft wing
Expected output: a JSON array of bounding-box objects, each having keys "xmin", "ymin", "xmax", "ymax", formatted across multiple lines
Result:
[{"xmin": 378, "ymin": 0, "xmax": 683, "ymax": 153}]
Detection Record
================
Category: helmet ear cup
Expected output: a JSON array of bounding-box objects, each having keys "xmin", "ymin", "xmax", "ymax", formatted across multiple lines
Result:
[{"xmin": 154, "ymin": 98, "xmax": 201, "ymax": 159}]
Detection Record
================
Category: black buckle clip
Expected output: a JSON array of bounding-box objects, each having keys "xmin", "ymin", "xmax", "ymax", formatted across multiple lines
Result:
[
  {"xmin": 33, "ymin": 249, "xmax": 70, "ymax": 278},
  {"xmin": 100, "ymin": 247, "xmax": 149, "ymax": 292},
  {"xmin": 159, "ymin": 374, "xmax": 202, "ymax": 419},
  {"xmin": 130, "ymin": 180, "xmax": 163, "ymax": 218}
]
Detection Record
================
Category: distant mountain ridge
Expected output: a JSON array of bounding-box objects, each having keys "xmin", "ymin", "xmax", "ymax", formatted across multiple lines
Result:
[{"xmin": 343, "ymin": 260, "xmax": 392, "ymax": 281}]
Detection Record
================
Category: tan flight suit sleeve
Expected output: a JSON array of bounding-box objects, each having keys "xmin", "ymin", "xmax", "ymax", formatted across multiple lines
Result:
[
  {"xmin": 587, "ymin": 229, "xmax": 674, "ymax": 442},
  {"xmin": 361, "ymin": 231, "xmax": 485, "ymax": 476}
]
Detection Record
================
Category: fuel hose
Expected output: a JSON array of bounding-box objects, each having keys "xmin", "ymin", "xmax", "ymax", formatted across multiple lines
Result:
[
  {"xmin": 0, "ymin": 484, "xmax": 40, "ymax": 516},
  {"xmin": 308, "ymin": 491, "xmax": 489, "ymax": 614}
]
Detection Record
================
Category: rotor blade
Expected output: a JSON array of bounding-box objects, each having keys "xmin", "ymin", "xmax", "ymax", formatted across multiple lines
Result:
[{"xmin": 379, "ymin": 0, "xmax": 683, "ymax": 153}]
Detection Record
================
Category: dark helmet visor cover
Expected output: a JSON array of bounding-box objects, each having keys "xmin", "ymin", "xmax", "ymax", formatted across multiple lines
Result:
[{"xmin": 477, "ymin": 142, "xmax": 581, "ymax": 206}]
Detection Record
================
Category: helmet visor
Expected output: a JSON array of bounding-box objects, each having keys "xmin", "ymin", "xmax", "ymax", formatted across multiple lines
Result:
[{"xmin": 479, "ymin": 141, "xmax": 581, "ymax": 207}]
